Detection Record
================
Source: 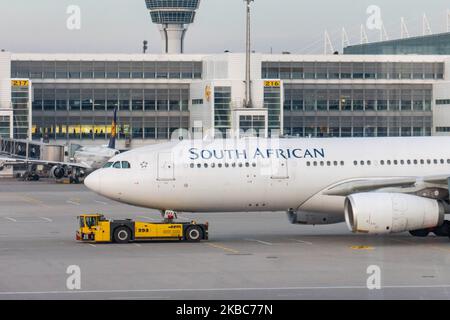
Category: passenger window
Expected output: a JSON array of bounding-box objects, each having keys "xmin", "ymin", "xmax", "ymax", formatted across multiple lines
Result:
[
  {"xmin": 353, "ymin": 161, "xmax": 358, "ymax": 166},
  {"xmin": 113, "ymin": 162, "xmax": 121, "ymax": 169},
  {"xmin": 340, "ymin": 161, "xmax": 345, "ymax": 166},
  {"xmin": 380, "ymin": 160, "xmax": 385, "ymax": 165},
  {"xmin": 190, "ymin": 163, "xmax": 194, "ymax": 168}
]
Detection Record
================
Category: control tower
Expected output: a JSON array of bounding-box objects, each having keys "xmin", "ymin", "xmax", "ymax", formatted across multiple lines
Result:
[{"xmin": 145, "ymin": 0, "xmax": 201, "ymax": 54}]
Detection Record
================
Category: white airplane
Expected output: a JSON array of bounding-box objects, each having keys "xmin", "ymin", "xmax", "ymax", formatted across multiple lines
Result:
[
  {"xmin": 0, "ymin": 109, "xmax": 119, "ymax": 181},
  {"xmin": 70, "ymin": 108, "xmax": 120, "ymax": 171},
  {"xmin": 84, "ymin": 136, "xmax": 450, "ymax": 239}
]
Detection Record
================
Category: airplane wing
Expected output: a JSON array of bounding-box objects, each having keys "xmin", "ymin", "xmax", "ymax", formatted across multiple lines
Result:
[
  {"xmin": 322, "ymin": 175, "xmax": 450, "ymax": 197},
  {"xmin": 0, "ymin": 157, "xmax": 91, "ymax": 170}
]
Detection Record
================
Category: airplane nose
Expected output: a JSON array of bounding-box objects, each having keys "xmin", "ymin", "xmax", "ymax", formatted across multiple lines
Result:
[{"xmin": 84, "ymin": 171, "xmax": 101, "ymax": 193}]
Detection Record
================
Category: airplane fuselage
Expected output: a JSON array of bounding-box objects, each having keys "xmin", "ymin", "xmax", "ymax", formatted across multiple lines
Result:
[{"xmin": 85, "ymin": 137, "xmax": 450, "ymax": 221}]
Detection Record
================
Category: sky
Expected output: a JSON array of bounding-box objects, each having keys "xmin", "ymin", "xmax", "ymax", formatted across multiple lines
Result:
[{"xmin": 0, "ymin": 0, "xmax": 449, "ymax": 54}]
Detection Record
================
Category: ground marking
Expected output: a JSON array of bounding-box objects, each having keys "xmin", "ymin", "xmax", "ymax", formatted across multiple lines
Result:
[
  {"xmin": 39, "ymin": 217, "xmax": 53, "ymax": 223},
  {"xmin": 2, "ymin": 284, "xmax": 450, "ymax": 296},
  {"xmin": 244, "ymin": 238, "xmax": 273, "ymax": 246},
  {"xmin": 206, "ymin": 243, "xmax": 240, "ymax": 254},
  {"xmin": 4, "ymin": 217, "xmax": 17, "ymax": 222},
  {"xmin": 350, "ymin": 245, "xmax": 375, "ymax": 250},
  {"xmin": 288, "ymin": 238, "xmax": 313, "ymax": 245},
  {"xmin": 94, "ymin": 200, "xmax": 108, "ymax": 205},
  {"xmin": 66, "ymin": 200, "xmax": 81, "ymax": 206}
]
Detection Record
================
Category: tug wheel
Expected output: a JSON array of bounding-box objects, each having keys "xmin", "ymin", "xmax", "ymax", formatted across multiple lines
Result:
[
  {"xmin": 186, "ymin": 226, "xmax": 203, "ymax": 242},
  {"xmin": 114, "ymin": 227, "xmax": 131, "ymax": 243}
]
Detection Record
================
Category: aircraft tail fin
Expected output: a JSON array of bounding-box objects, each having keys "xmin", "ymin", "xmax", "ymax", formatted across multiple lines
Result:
[{"xmin": 108, "ymin": 108, "xmax": 117, "ymax": 149}]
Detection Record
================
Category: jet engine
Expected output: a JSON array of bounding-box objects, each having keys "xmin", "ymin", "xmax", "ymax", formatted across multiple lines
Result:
[
  {"xmin": 345, "ymin": 193, "xmax": 445, "ymax": 234},
  {"xmin": 50, "ymin": 166, "xmax": 66, "ymax": 179}
]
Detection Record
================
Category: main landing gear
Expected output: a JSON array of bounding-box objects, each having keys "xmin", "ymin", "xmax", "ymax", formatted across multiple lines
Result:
[{"xmin": 409, "ymin": 221, "xmax": 450, "ymax": 238}]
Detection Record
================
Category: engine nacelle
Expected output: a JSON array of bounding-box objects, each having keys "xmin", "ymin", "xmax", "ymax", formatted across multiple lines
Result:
[
  {"xmin": 50, "ymin": 166, "xmax": 66, "ymax": 179},
  {"xmin": 345, "ymin": 193, "xmax": 445, "ymax": 234},
  {"xmin": 288, "ymin": 210, "xmax": 345, "ymax": 225}
]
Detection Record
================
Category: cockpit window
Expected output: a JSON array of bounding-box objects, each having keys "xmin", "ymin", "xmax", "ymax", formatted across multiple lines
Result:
[
  {"xmin": 122, "ymin": 161, "xmax": 131, "ymax": 169},
  {"xmin": 103, "ymin": 162, "xmax": 113, "ymax": 168},
  {"xmin": 113, "ymin": 161, "xmax": 122, "ymax": 169}
]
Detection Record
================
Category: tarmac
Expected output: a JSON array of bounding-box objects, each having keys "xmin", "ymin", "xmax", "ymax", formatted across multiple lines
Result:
[{"xmin": 0, "ymin": 179, "xmax": 449, "ymax": 300}]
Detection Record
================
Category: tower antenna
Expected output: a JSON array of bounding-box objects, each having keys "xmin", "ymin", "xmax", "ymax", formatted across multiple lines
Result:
[{"xmin": 244, "ymin": 0, "xmax": 254, "ymax": 108}]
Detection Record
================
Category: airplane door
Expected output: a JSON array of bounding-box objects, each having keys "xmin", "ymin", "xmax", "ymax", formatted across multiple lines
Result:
[
  {"xmin": 157, "ymin": 152, "xmax": 175, "ymax": 181},
  {"xmin": 271, "ymin": 158, "xmax": 289, "ymax": 179}
]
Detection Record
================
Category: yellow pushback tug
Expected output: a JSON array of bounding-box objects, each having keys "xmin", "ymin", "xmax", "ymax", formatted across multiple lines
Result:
[{"xmin": 76, "ymin": 214, "xmax": 208, "ymax": 243}]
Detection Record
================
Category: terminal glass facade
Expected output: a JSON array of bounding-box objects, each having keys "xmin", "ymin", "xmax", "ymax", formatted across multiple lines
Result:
[
  {"xmin": 214, "ymin": 87, "xmax": 232, "ymax": 136},
  {"xmin": 0, "ymin": 116, "xmax": 10, "ymax": 138},
  {"xmin": 11, "ymin": 61, "xmax": 202, "ymax": 80},
  {"xmin": 239, "ymin": 115, "xmax": 266, "ymax": 137},
  {"xmin": 344, "ymin": 32, "xmax": 450, "ymax": 55},
  {"xmin": 262, "ymin": 62, "xmax": 444, "ymax": 80},
  {"xmin": 264, "ymin": 86, "xmax": 282, "ymax": 135},
  {"xmin": 11, "ymin": 84, "xmax": 30, "ymax": 140},
  {"xmin": 31, "ymin": 84, "xmax": 189, "ymax": 141},
  {"xmin": 283, "ymin": 83, "xmax": 432, "ymax": 137}
]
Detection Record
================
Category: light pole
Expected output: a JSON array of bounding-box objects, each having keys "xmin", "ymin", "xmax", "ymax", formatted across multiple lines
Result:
[{"xmin": 244, "ymin": 0, "xmax": 254, "ymax": 108}]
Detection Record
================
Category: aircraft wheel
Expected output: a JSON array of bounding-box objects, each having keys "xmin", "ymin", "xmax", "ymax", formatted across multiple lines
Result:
[
  {"xmin": 186, "ymin": 226, "xmax": 203, "ymax": 242},
  {"xmin": 114, "ymin": 227, "xmax": 131, "ymax": 244},
  {"xmin": 409, "ymin": 229, "xmax": 430, "ymax": 237},
  {"xmin": 433, "ymin": 221, "xmax": 450, "ymax": 237}
]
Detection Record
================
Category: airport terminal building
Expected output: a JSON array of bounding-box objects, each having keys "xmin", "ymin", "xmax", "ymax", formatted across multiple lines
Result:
[{"xmin": 1, "ymin": 51, "xmax": 450, "ymax": 148}]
